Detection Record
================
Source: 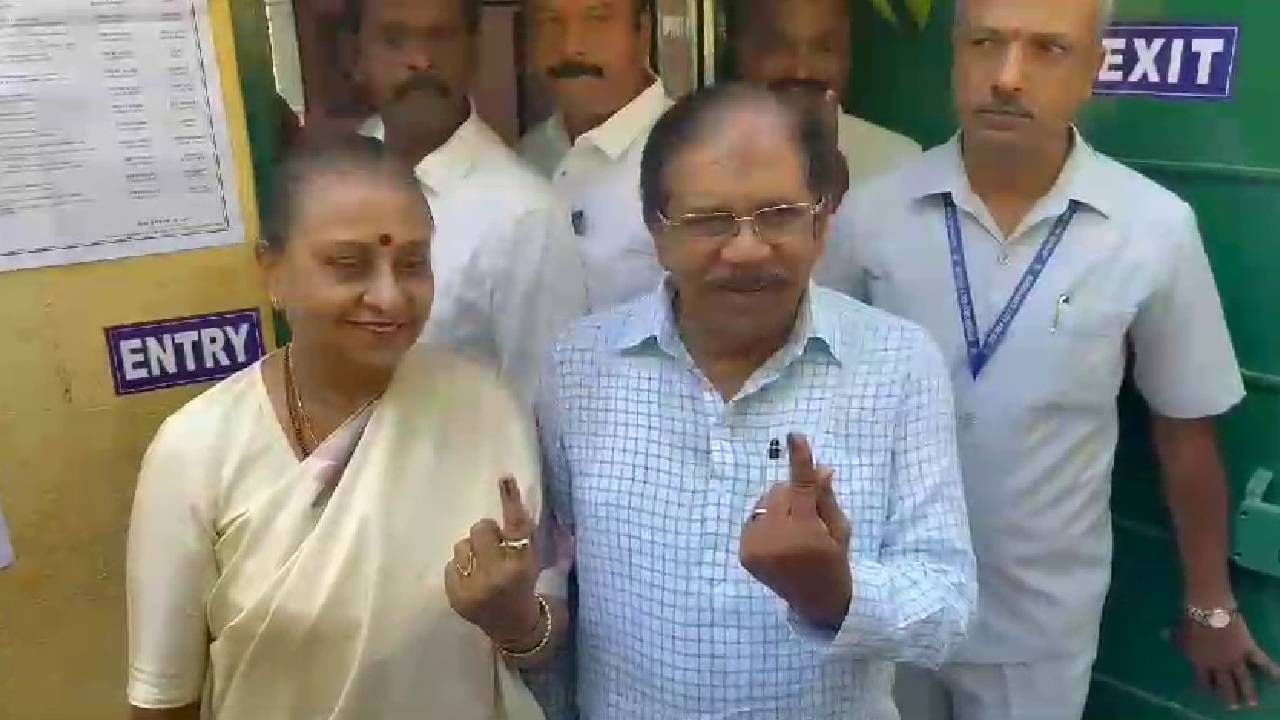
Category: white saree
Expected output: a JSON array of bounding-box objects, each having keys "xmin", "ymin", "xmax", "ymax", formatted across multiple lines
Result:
[{"xmin": 127, "ymin": 347, "xmax": 544, "ymax": 720}]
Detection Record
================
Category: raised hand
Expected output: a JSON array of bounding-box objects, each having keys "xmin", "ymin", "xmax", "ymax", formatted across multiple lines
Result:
[
  {"xmin": 444, "ymin": 475, "xmax": 543, "ymax": 649},
  {"xmin": 740, "ymin": 433, "xmax": 853, "ymax": 630}
]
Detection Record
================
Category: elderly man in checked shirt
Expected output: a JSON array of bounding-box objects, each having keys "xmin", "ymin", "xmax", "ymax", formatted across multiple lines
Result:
[{"xmin": 532, "ymin": 83, "xmax": 976, "ymax": 720}]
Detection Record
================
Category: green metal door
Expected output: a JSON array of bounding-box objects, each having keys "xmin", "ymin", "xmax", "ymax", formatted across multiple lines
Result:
[
  {"xmin": 833, "ymin": 0, "xmax": 1280, "ymax": 717},
  {"xmin": 1082, "ymin": 2, "xmax": 1280, "ymax": 716}
]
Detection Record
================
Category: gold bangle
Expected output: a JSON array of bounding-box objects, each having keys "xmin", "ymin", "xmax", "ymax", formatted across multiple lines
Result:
[{"xmin": 499, "ymin": 594, "xmax": 552, "ymax": 659}]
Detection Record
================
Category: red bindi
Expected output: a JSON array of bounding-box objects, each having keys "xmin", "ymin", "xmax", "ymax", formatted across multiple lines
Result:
[{"xmin": 378, "ymin": 234, "xmax": 393, "ymax": 247}]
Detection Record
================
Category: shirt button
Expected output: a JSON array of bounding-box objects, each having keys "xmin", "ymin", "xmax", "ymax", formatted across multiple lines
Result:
[{"xmin": 997, "ymin": 252, "xmax": 1011, "ymax": 266}]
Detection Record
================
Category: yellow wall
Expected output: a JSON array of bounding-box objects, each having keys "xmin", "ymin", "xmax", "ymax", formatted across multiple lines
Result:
[{"xmin": 0, "ymin": 2, "xmax": 270, "ymax": 717}]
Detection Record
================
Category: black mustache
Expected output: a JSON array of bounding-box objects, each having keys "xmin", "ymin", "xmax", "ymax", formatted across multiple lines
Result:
[
  {"xmin": 548, "ymin": 61, "xmax": 605, "ymax": 80},
  {"xmin": 392, "ymin": 73, "xmax": 452, "ymax": 102},
  {"xmin": 710, "ymin": 273, "xmax": 790, "ymax": 293},
  {"xmin": 767, "ymin": 78, "xmax": 831, "ymax": 97}
]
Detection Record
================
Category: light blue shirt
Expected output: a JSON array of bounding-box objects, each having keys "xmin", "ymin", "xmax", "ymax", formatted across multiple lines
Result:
[
  {"xmin": 536, "ymin": 283, "xmax": 976, "ymax": 719},
  {"xmin": 817, "ymin": 132, "xmax": 1243, "ymax": 662}
]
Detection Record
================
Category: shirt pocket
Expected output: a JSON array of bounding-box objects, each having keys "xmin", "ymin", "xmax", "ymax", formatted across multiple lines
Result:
[
  {"xmin": 1035, "ymin": 301, "xmax": 1132, "ymax": 409},
  {"xmin": 816, "ymin": 420, "xmax": 893, "ymax": 562}
]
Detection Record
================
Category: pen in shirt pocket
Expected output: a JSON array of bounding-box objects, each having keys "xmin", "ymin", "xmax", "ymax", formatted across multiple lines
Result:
[{"xmin": 1052, "ymin": 294, "xmax": 1071, "ymax": 333}]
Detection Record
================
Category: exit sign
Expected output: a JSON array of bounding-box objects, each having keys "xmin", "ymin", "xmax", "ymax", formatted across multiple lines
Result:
[{"xmin": 1095, "ymin": 24, "xmax": 1240, "ymax": 100}]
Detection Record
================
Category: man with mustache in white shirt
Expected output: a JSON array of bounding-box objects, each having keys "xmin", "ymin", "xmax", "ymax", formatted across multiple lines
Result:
[{"xmin": 348, "ymin": 0, "xmax": 588, "ymax": 401}]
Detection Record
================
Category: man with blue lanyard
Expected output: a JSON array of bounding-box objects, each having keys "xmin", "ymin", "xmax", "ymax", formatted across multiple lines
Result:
[{"xmin": 818, "ymin": 0, "xmax": 1279, "ymax": 718}]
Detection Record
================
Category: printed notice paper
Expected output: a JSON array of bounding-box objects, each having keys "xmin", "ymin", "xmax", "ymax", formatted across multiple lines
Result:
[{"xmin": 0, "ymin": 0, "xmax": 243, "ymax": 272}]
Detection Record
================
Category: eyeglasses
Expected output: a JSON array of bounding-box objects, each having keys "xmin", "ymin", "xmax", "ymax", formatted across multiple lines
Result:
[{"xmin": 657, "ymin": 200, "xmax": 826, "ymax": 243}]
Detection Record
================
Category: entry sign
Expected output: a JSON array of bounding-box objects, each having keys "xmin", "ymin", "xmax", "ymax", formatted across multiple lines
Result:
[
  {"xmin": 1095, "ymin": 24, "xmax": 1239, "ymax": 100},
  {"xmin": 106, "ymin": 309, "xmax": 265, "ymax": 395}
]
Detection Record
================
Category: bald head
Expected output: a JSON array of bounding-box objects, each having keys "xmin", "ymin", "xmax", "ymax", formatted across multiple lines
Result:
[
  {"xmin": 952, "ymin": 0, "xmax": 1110, "ymax": 158},
  {"xmin": 956, "ymin": 0, "xmax": 1114, "ymax": 40}
]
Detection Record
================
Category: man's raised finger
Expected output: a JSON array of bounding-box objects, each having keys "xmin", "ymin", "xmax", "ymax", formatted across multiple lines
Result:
[{"xmin": 787, "ymin": 433, "xmax": 820, "ymax": 518}]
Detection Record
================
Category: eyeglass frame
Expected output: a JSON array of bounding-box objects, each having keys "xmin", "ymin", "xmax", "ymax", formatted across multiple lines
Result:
[{"xmin": 654, "ymin": 198, "xmax": 829, "ymax": 244}]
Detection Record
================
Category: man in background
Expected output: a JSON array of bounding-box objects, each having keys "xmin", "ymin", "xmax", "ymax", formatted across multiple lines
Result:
[
  {"xmin": 519, "ymin": 0, "xmax": 671, "ymax": 311},
  {"xmin": 731, "ymin": 0, "xmax": 921, "ymax": 187},
  {"xmin": 819, "ymin": 0, "xmax": 1279, "ymax": 716},
  {"xmin": 348, "ymin": 0, "xmax": 587, "ymax": 400}
]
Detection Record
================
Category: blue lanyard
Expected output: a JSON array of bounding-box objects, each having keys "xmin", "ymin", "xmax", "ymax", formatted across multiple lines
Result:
[{"xmin": 945, "ymin": 194, "xmax": 1080, "ymax": 379}]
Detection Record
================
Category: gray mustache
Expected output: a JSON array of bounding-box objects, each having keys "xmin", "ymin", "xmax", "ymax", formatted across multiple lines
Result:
[{"xmin": 711, "ymin": 273, "xmax": 789, "ymax": 293}]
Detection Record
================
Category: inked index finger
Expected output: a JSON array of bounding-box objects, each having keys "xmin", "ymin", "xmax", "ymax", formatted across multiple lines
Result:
[
  {"xmin": 787, "ymin": 433, "xmax": 820, "ymax": 517},
  {"xmin": 499, "ymin": 475, "xmax": 533, "ymax": 538}
]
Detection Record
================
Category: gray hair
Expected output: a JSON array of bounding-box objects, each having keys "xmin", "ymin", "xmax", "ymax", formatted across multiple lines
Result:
[
  {"xmin": 955, "ymin": 0, "xmax": 1115, "ymax": 40},
  {"xmin": 639, "ymin": 83, "xmax": 843, "ymax": 227}
]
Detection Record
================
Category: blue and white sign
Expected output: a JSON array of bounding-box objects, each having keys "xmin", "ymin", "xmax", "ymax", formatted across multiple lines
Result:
[
  {"xmin": 1095, "ymin": 24, "xmax": 1240, "ymax": 100},
  {"xmin": 106, "ymin": 309, "xmax": 265, "ymax": 395}
]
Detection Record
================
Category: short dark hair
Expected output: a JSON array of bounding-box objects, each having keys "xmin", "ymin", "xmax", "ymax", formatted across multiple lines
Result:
[
  {"xmin": 728, "ymin": 0, "xmax": 850, "ymax": 36},
  {"xmin": 263, "ymin": 134, "xmax": 425, "ymax": 252},
  {"xmin": 721, "ymin": 0, "xmax": 851, "ymax": 78},
  {"xmin": 342, "ymin": 0, "xmax": 482, "ymax": 35},
  {"xmin": 640, "ymin": 83, "xmax": 841, "ymax": 226},
  {"xmin": 522, "ymin": 0, "xmax": 652, "ymax": 28}
]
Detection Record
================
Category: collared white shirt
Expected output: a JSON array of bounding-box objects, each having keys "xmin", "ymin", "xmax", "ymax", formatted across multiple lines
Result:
[
  {"xmin": 360, "ymin": 112, "xmax": 587, "ymax": 402},
  {"xmin": 519, "ymin": 81, "xmax": 672, "ymax": 313},
  {"xmin": 829, "ymin": 114, "xmax": 922, "ymax": 267},
  {"xmin": 818, "ymin": 131, "xmax": 1244, "ymax": 663},
  {"xmin": 837, "ymin": 112, "xmax": 922, "ymax": 187},
  {"xmin": 535, "ymin": 281, "xmax": 975, "ymax": 719}
]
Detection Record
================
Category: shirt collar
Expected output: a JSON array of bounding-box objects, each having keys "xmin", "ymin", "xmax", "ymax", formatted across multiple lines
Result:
[
  {"xmin": 557, "ymin": 79, "xmax": 669, "ymax": 161},
  {"xmin": 610, "ymin": 277, "xmax": 845, "ymax": 367},
  {"xmin": 911, "ymin": 127, "xmax": 1116, "ymax": 219},
  {"xmin": 357, "ymin": 107, "xmax": 485, "ymax": 194}
]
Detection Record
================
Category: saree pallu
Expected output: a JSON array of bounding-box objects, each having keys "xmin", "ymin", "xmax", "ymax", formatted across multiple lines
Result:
[{"xmin": 202, "ymin": 348, "xmax": 544, "ymax": 720}]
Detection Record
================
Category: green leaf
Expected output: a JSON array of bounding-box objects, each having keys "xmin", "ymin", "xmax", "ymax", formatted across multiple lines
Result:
[
  {"xmin": 904, "ymin": 0, "xmax": 932, "ymax": 30},
  {"xmin": 869, "ymin": 0, "xmax": 899, "ymax": 26}
]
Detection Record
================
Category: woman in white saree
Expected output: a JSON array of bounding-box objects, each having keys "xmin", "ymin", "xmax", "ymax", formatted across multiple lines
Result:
[{"xmin": 126, "ymin": 137, "xmax": 562, "ymax": 720}]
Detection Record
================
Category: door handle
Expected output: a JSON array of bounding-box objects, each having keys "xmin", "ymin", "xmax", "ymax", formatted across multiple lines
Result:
[{"xmin": 1233, "ymin": 468, "xmax": 1280, "ymax": 579}]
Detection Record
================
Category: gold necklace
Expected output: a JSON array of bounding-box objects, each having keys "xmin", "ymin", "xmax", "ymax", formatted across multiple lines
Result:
[{"xmin": 283, "ymin": 344, "xmax": 318, "ymax": 456}]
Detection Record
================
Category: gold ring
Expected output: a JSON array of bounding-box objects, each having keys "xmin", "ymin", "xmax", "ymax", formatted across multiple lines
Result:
[
  {"xmin": 499, "ymin": 537, "xmax": 532, "ymax": 552},
  {"xmin": 454, "ymin": 550, "xmax": 476, "ymax": 577}
]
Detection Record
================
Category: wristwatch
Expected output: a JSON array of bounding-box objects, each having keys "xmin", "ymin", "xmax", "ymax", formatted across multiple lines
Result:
[{"xmin": 1186, "ymin": 604, "xmax": 1237, "ymax": 630}]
